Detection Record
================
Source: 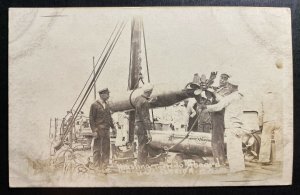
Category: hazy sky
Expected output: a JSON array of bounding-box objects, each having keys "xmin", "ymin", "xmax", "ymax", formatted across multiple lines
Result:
[{"xmin": 9, "ymin": 7, "xmax": 292, "ymax": 180}]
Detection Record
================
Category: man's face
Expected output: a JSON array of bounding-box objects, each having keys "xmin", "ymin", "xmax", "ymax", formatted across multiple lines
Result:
[
  {"xmin": 100, "ymin": 93, "xmax": 110, "ymax": 101},
  {"xmin": 144, "ymin": 90, "xmax": 152, "ymax": 98},
  {"xmin": 219, "ymin": 75, "xmax": 229, "ymax": 87}
]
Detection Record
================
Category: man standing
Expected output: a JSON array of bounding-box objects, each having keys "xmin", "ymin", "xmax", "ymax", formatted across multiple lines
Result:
[
  {"xmin": 258, "ymin": 88, "xmax": 283, "ymax": 165},
  {"xmin": 134, "ymin": 84, "xmax": 154, "ymax": 165},
  {"xmin": 202, "ymin": 80, "xmax": 245, "ymax": 172},
  {"xmin": 210, "ymin": 73, "xmax": 235, "ymax": 167},
  {"xmin": 89, "ymin": 88, "xmax": 116, "ymax": 171}
]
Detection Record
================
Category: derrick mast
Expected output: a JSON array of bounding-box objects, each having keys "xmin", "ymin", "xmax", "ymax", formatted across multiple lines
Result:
[{"xmin": 128, "ymin": 17, "xmax": 142, "ymax": 143}]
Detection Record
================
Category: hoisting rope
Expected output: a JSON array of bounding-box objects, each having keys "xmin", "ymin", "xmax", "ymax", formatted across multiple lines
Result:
[
  {"xmin": 157, "ymin": 75, "xmax": 218, "ymax": 153},
  {"xmin": 142, "ymin": 21, "xmax": 150, "ymax": 84},
  {"xmin": 163, "ymin": 108, "xmax": 203, "ymax": 152},
  {"xmin": 55, "ymin": 21, "xmax": 127, "ymax": 151},
  {"xmin": 70, "ymin": 22, "xmax": 119, "ymax": 112},
  {"xmin": 146, "ymin": 105, "xmax": 204, "ymax": 160},
  {"xmin": 127, "ymin": 21, "xmax": 134, "ymax": 91},
  {"xmin": 152, "ymin": 97, "xmax": 208, "ymax": 154},
  {"xmin": 141, "ymin": 20, "xmax": 155, "ymax": 128}
]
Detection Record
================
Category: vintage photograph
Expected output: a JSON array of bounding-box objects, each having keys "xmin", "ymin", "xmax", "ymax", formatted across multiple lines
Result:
[{"xmin": 9, "ymin": 7, "xmax": 293, "ymax": 187}]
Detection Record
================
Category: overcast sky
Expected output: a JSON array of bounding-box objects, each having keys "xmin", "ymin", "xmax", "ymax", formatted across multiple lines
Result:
[{"xmin": 9, "ymin": 7, "xmax": 292, "ymax": 178}]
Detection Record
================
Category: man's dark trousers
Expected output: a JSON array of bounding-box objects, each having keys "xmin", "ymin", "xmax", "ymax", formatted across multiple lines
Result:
[
  {"xmin": 211, "ymin": 109, "xmax": 226, "ymax": 165},
  {"xmin": 135, "ymin": 122, "xmax": 150, "ymax": 165},
  {"xmin": 93, "ymin": 129, "xmax": 110, "ymax": 169}
]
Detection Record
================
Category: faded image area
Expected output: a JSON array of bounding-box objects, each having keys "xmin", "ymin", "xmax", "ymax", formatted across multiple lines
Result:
[{"xmin": 9, "ymin": 7, "xmax": 293, "ymax": 187}]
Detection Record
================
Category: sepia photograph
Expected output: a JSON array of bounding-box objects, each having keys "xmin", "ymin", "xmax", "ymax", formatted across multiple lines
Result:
[{"xmin": 9, "ymin": 7, "xmax": 293, "ymax": 187}]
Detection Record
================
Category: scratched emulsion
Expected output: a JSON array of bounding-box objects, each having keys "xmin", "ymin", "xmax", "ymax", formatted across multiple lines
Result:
[{"xmin": 9, "ymin": 8, "xmax": 64, "ymax": 62}]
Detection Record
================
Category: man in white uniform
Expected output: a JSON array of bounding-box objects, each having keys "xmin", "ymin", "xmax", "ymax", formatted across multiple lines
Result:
[
  {"xmin": 201, "ymin": 79, "xmax": 245, "ymax": 172},
  {"xmin": 258, "ymin": 87, "xmax": 283, "ymax": 164}
]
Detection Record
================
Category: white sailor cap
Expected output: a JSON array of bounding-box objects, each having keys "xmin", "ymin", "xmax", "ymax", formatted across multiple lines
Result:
[
  {"xmin": 143, "ymin": 83, "xmax": 154, "ymax": 93},
  {"xmin": 228, "ymin": 77, "xmax": 240, "ymax": 86}
]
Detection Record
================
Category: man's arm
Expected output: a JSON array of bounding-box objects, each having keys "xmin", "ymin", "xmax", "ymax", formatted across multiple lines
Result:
[
  {"xmin": 109, "ymin": 113, "xmax": 115, "ymax": 129},
  {"xmin": 108, "ymin": 107, "xmax": 116, "ymax": 130},
  {"xmin": 206, "ymin": 92, "xmax": 237, "ymax": 112},
  {"xmin": 187, "ymin": 99, "xmax": 197, "ymax": 118},
  {"xmin": 109, "ymin": 111, "xmax": 117, "ymax": 136},
  {"xmin": 89, "ymin": 104, "xmax": 96, "ymax": 132}
]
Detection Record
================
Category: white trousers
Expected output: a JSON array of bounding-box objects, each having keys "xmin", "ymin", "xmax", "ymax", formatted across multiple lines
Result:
[
  {"xmin": 259, "ymin": 121, "xmax": 283, "ymax": 163},
  {"xmin": 225, "ymin": 128, "xmax": 245, "ymax": 172}
]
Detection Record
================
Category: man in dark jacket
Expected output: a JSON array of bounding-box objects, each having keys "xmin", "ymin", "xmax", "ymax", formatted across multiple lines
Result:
[
  {"xmin": 134, "ymin": 84, "xmax": 154, "ymax": 165},
  {"xmin": 89, "ymin": 88, "xmax": 116, "ymax": 170}
]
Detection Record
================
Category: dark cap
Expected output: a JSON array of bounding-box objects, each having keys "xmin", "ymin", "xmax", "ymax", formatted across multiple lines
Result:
[{"xmin": 98, "ymin": 88, "xmax": 110, "ymax": 94}]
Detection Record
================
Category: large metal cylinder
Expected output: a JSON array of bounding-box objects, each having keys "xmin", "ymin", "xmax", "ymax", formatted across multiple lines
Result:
[
  {"xmin": 148, "ymin": 130, "xmax": 261, "ymax": 157},
  {"xmin": 109, "ymin": 83, "xmax": 194, "ymax": 112},
  {"xmin": 149, "ymin": 130, "xmax": 213, "ymax": 156}
]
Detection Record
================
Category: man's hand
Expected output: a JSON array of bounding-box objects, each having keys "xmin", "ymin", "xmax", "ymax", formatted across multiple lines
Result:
[
  {"xmin": 212, "ymin": 86, "xmax": 219, "ymax": 91},
  {"xmin": 149, "ymin": 96, "xmax": 158, "ymax": 103},
  {"xmin": 232, "ymin": 128, "xmax": 245, "ymax": 138},
  {"xmin": 92, "ymin": 131, "xmax": 98, "ymax": 138},
  {"xmin": 209, "ymin": 71, "xmax": 218, "ymax": 80}
]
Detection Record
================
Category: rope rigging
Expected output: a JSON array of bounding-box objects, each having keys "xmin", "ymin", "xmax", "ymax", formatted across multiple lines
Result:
[
  {"xmin": 141, "ymin": 20, "xmax": 155, "ymax": 127},
  {"xmin": 148, "ymin": 96, "xmax": 208, "ymax": 158},
  {"xmin": 54, "ymin": 21, "xmax": 127, "ymax": 151},
  {"xmin": 70, "ymin": 22, "xmax": 120, "ymax": 111}
]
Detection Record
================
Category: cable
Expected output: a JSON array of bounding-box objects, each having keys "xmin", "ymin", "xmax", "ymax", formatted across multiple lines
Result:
[
  {"xmin": 55, "ymin": 21, "xmax": 127, "ymax": 150},
  {"xmin": 127, "ymin": 20, "xmax": 134, "ymax": 90},
  {"xmin": 164, "ymin": 108, "xmax": 203, "ymax": 151},
  {"xmin": 142, "ymin": 21, "xmax": 150, "ymax": 83},
  {"xmin": 159, "ymin": 98, "xmax": 208, "ymax": 152},
  {"xmin": 69, "ymin": 22, "xmax": 126, "ymax": 128},
  {"xmin": 70, "ymin": 22, "xmax": 120, "ymax": 111},
  {"xmin": 94, "ymin": 21, "xmax": 127, "ymax": 83},
  {"xmin": 141, "ymin": 20, "xmax": 155, "ymax": 129},
  {"xmin": 56, "ymin": 24, "xmax": 121, "ymax": 149}
]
